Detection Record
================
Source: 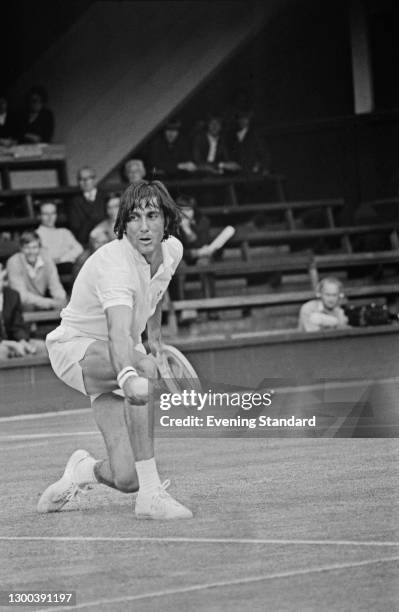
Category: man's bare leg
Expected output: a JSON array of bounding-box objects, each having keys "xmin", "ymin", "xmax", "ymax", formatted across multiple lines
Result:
[
  {"xmin": 92, "ymin": 393, "xmax": 139, "ymax": 493},
  {"xmin": 38, "ymin": 340, "xmax": 192, "ymax": 517}
]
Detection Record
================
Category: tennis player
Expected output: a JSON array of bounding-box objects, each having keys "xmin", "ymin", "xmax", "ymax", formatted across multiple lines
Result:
[{"xmin": 37, "ymin": 181, "xmax": 193, "ymax": 519}]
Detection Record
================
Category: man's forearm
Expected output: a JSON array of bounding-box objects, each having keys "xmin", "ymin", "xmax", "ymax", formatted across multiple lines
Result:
[{"xmin": 108, "ymin": 332, "xmax": 142, "ymax": 376}]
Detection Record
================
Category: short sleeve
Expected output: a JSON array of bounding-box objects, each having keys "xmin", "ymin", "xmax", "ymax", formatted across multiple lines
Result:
[
  {"xmin": 166, "ymin": 236, "xmax": 183, "ymax": 274},
  {"xmin": 95, "ymin": 251, "xmax": 135, "ymax": 310}
]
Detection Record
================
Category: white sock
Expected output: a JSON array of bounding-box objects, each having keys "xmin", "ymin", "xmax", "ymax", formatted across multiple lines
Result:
[
  {"xmin": 74, "ymin": 456, "xmax": 98, "ymax": 486},
  {"xmin": 135, "ymin": 457, "xmax": 161, "ymax": 497}
]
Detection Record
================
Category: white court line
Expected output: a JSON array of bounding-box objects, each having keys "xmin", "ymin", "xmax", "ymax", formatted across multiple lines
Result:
[
  {"xmin": 0, "ymin": 408, "xmax": 91, "ymax": 423},
  {"xmin": 1, "ymin": 374, "xmax": 399, "ymax": 425},
  {"xmin": 38, "ymin": 555, "xmax": 399, "ymax": 611},
  {"xmin": 0, "ymin": 441, "xmax": 51, "ymax": 451},
  {"xmin": 1, "ymin": 536, "xmax": 399, "ymax": 547},
  {"xmin": 0, "ymin": 431, "xmax": 100, "ymax": 442}
]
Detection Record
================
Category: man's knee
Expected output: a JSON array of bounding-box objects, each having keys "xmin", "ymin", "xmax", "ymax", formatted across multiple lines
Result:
[
  {"xmin": 136, "ymin": 356, "xmax": 158, "ymax": 379},
  {"xmin": 113, "ymin": 469, "xmax": 139, "ymax": 493}
]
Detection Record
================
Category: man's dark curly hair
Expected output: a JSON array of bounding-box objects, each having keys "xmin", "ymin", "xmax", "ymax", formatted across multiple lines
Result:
[{"xmin": 114, "ymin": 180, "xmax": 181, "ymax": 240}]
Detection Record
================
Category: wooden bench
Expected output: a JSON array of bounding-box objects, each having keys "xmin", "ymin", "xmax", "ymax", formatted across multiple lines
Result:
[
  {"xmin": 175, "ymin": 247, "xmax": 399, "ymax": 300},
  {"xmin": 0, "ymin": 185, "xmax": 79, "ymax": 220},
  {"xmin": 223, "ymin": 223, "xmax": 399, "ymax": 259},
  {"xmin": 175, "ymin": 253, "xmax": 313, "ymax": 299},
  {"xmin": 200, "ymin": 198, "xmax": 345, "ymax": 230},
  {"xmin": 169, "ymin": 283, "xmax": 399, "ymax": 330}
]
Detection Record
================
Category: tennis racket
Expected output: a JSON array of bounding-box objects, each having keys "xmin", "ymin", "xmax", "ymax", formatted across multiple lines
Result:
[{"xmin": 156, "ymin": 344, "xmax": 202, "ymax": 395}]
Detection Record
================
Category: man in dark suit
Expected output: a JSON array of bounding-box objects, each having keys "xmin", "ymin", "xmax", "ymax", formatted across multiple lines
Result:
[
  {"xmin": 0, "ymin": 264, "xmax": 45, "ymax": 358},
  {"xmin": 229, "ymin": 110, "xmax": 271, "ymax": 175},
  {"xmin": 69, "ymin": 166, "xmax": 107, "ymax": 247},
  {"xmin": 0, "ymin": 94, "xmax": 17, "ymax": 146},
  {"xmin": 18, "ymin": 86, "xmax": 55, "ymax": 144},
  {"xmin": 192, "ymin": 115, "xmax": 237, "ymax": 174},
  {"xmin": 149, "ymin": 119, "xmax": 196, "ymax": 178}
]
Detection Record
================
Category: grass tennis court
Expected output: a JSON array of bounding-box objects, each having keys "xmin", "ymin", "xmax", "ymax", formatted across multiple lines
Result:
[{"xmin": 0, "ymin": 408, "xmax": 398, "ymax": 611}]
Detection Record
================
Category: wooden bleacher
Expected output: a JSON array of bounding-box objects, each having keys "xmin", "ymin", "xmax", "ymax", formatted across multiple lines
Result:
[
  {"xmin": 198, "ymin": 198, "xmax": 344, "ymax": 230},
  {"xmin": 170, "ymin": 283, "xmax": 399, "ymax": 313}
]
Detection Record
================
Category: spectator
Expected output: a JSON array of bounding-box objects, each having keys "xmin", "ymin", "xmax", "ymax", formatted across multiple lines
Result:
[
  {"xmin": 149, "ymin": 119, "xmax": 196, "ymax": 177},
  {"xmin": 0, "ymin": 263, "xmax": 46, "ymax": 358},
  {"xmin": 298, "ymin": 277, "xmax": 348, "ymax": 332},
  {"xmin": 18, "ymin": 86, "xmax": 54, "ymax": 144},
  {"xmin": 124, "ymin": 159, "xmax": 146, "ymax": 184},
  {"xmin": 0, "ymin": 234, "xmax": 19, "ymax": 265},
  {"xmin": 229, "ymin": 110, "xmax": 271, "ymax": 175},
  {"xmin": 89, "ymin": 193, "xmax": 120, "ymax": 243},
  {"xmin": 71, "ymin": 229, "xmax": 110, "ymax": 282},
  {"xmin": 69, "ymin": 166, "xmax": 107, "ymax": 247},
  {"xmin": 36, "ymin": 201, "xmax": 83, "ymax": 275},
  {"xmin": 176, "ymin": 194, "xmax": 212, "ymax": 265},
  {"xmin": 0, "ymin": 94, "xmax": 17, "ymax": 146},
  {"xmin": 7, "ymin": 231, "xmax": 67, "ymax": 311},
  {"xmin": 192, "ymin": 115, "xmax": 238, "ymax": 174}
]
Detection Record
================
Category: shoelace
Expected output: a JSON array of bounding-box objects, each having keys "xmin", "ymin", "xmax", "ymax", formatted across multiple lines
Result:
[
  {"xmin": 54, "ymin": 484, "xmax": 91, "ymax": 505},
  {"xmin": 159, "ymin": 479, "xmax": 171, "ymax": 494},
  {"xmin": 154, "ymin": 480, "xmax": 183, "ymax": 508}
]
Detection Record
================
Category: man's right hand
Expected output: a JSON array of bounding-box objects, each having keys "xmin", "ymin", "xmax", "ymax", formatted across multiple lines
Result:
[{"xmin": 123, "ymin": 375, "xmax": 149, "ymax": 405}]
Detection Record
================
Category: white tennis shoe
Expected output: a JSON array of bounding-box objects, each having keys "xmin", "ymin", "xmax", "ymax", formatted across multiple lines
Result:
[
  {"xmin": 135, "ymin": 480, "xmax": 193, "ymax": 520},
  {"xmin": 37, "ymin": 449, "xmax": 92, "ymax": 513}
]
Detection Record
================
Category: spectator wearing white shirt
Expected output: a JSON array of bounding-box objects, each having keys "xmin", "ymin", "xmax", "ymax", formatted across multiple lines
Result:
[
  {"xmin": 7, "ymin": 231, "xmax": 67, "ymax": 311},
  {"xmin": 37, "ymin": 202, "xmax": 83, "ymax": 275},
  {"xmin": 298, "ymin": 277, "xmax": 349, "ymax": 332}
]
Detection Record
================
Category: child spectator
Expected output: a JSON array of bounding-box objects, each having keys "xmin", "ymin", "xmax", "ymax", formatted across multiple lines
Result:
[{"xmin": 6, "ymin": 231, "xmax": 67, "ymax": 311}]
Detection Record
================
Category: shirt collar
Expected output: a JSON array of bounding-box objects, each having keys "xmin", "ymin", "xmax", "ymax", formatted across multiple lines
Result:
[
  {"xmin": 121, "ymin": 235, "xmax": 173, "ymax": 275},
  {"xmin": 23, "ymin": 254, "xmax": 44, "ymax": 276}
]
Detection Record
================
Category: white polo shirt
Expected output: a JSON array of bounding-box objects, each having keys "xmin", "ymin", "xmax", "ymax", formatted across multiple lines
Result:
[{"xmin": 60, "ymin": 235, "xmax": 182, "ymax": 342}]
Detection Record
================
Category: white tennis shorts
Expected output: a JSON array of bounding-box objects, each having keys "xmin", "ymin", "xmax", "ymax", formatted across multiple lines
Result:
[{"xmin": 46, "ymin": 324, "xmax": 146, "ymax": 399}]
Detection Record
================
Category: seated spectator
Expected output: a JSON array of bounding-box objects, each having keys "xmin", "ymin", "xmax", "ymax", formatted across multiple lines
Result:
[
  {"xmin": 149, "ymin": 118, "xmax": 196, "ymax": 177},
  {"xmin": 0, "ymin": 263, "xmax": 46, "ymax": 359},
  {"xmin": 89, "ymin": 193, "xmax": 120, "ymax": 243},
  {"xmin": 69, "ymin": 166, "xmax": 107, "ymax": 247},
  {"xmin": 229, "ymin": 110, "xmax": 271, "ymax": 175},
  {"xmin": 0, "ymin": 94, "xmax": 17, "ymax": 147},
  {"xmin": 71, "ymin": 229, "xmax": 110, "ymax": 282},
  {"xmin": 192, "ymin": 115, "xmax": 239, "ymax": 175},
  {"xmin": 6, "ymin": 231, "xmax": 67, "ymax": 311},
  {"xmin": 176, "ymin": 194, "xmax": 213, "ymax": 265},
  {"xmin": 124, "ymin": 158, "xmax": 146, "ymax": 184},
  {"xmin": 0, "ymin": 234, "xmax": 19, "ymax": 266},
  {"xmin": 36, "ymin": 201, "xmax": 83, "ymax": 274},
  {"xmin": 18, "ymin": 86, "xmax": 54, "ymax": 144},
  {"xmin": 298, "ymin": 277, "xmax": 348, "ymax": 332}
]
